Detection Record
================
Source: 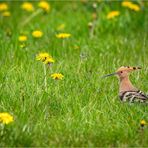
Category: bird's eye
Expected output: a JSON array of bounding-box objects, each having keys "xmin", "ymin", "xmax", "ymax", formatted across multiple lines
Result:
[{"xmin": 120, "ymin": 71, "xmax": 123, "ymax": 73}]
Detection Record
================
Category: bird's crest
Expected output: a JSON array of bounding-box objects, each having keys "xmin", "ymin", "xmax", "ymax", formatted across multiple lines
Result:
[
  {"xmin": 102, "ymin": 66, "xmax": 141, "ymax": 78},
  {"xmin": 116, "ymin": 66, "xmax": 141, "ymax": 72}
]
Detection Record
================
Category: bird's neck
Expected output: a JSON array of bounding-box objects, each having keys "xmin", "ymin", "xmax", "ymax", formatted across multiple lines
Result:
[{"xmin": 119, "ymin": 76, "xmax": 137, "ymax": 93}]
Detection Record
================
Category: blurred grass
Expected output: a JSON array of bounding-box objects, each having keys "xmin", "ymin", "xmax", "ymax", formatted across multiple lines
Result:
[{"xmin": 0, "ymin": 0, "xmax": 148, "ymax": 147}]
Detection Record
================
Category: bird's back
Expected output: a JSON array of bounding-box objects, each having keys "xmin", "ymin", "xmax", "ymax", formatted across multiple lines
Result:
[{"xmin": 119, "ymin": 90, "xmax": 148, "ymax": 103}]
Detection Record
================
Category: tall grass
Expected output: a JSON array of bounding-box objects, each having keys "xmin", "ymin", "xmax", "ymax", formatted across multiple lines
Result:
[{"xmin": 0, "ymin": 1, "xmax": 148, "ymax": 147}]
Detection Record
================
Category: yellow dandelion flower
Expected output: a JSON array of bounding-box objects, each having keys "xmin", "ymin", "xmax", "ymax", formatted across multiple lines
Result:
[
  {"xmin": 122, "ymin": 1, "xmax": 140, "ymax": 11},
  {"xmin": 21, "ymin": 2, "xmax": 34, "ymax": 12},
  {"xmin": 140, "ymin": 120, "xmax": 146, "ymax": 127},
  {"xmin": 38, "ymin": 1, "xmax": 50, "ymax": 12},
  {"xmin": 1, "ymin": 11, "xmax": 10, "ymax": 17},
  {"xmin": 36, "ymin": 52, "xmax": 55, "ymax": 64},
  {"xmin": 107, "ymin": 11, "xmax": 120, "ymax": 19},
  {"xmin": 122, "ymin": 1, "xmax": 132, "ymax": 7},
  {"xmin": 56, "ymin": 33, "xmax": 71, "ymax": 39},
  {"xmin": 36, "ymin": 52, "xmax": 54, "ymax": 65},
  {"xmin": 36, "ymin": 52, "xmax": 50, "ymax": 61},
  {"xmin": 51, "ymin": 73, "xmax": 64, "ymax": 80},
  {"xmin": 18, "ymin": 35, "xmax": 27, "ymax": 42},
  {"xmin": 43, "ymin": 57, "xmax": 55, "ymax": 64},
  {"xmin": 129, "ymin": 4, "xmax": 140, "ymax": 11},
  {"xmin": 0, "ymin": 112, "xmax": 14, "ymax": 124},
  {"xmin": 0, "ymin": 3, "xmax": 8, "ymax": 11},
  {"xmin": 32, "ymin": 30, "xmax": 43, "ymax": 38}
]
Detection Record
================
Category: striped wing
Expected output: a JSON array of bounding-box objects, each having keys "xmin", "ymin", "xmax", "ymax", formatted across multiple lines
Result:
[{"xmin": 119, "ymin": 90, "xmax": 148, "ymax": 103}]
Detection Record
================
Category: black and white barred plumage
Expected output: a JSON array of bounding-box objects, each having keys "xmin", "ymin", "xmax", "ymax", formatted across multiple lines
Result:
[{"xmin": 119, "ymin": 90, "xmax": 148, "ymax": 103}]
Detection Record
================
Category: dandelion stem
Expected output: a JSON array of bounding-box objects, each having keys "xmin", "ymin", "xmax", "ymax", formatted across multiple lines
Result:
[
  {"xmin": 77, "ymin": 59, "xmax": 82, "ymax": 73},
  {"xmin": 90, "ymin": 20, "xmax": 96, "ymax": 39},
  {"xmin": 43, "ymin": 64, "xmax": 47, "ymax": 92},
  {"xmin": 21, "ymin": 9, "xmax": 42, "ymax": 27},
  {"xmin": 62, "ymin": 39, "xmax": 65, "ymax": 48}
]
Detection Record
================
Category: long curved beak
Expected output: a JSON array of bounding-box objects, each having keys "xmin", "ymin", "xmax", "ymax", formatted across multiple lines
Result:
[{"xmin": 102, "ymin": 72, "xmax": 117, "ymax": 78}]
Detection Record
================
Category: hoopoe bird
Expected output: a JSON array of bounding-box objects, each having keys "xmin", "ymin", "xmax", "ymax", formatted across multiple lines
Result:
[{"xmin": 103, "ymin": 66, "xmax": 148, "ymax": 103}]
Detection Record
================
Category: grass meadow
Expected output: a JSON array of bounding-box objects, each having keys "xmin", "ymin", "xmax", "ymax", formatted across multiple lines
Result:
[{"xmin": 0, "ymin": 0, "xmax": 148, "ymax": 147}]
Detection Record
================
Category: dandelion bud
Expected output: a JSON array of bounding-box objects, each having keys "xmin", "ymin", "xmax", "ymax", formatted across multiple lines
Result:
[
  {"xmin": 92, "ymin": 3, "xmax": 97, "ymax": 9},
  {"xmin": 92, "ymin": 12, "xmax": 97, "ymax": 20},
  {"xmin": 140, "ymin": 120, "xmax": 146, "ymax": 127},
  {"xmin": 88, "ymin": 22, "xmax": 93, "ymax": 30}
]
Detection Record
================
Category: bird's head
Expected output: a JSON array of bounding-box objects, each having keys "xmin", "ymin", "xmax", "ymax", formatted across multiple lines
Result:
[{"xmin": 103, "ymin": 66, "xmax": 141, "ymax": 79}]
